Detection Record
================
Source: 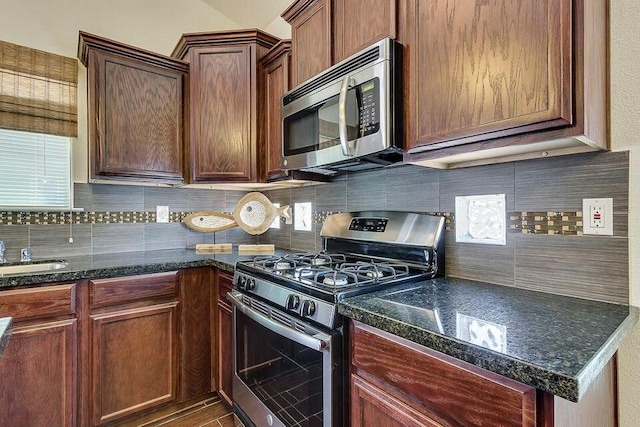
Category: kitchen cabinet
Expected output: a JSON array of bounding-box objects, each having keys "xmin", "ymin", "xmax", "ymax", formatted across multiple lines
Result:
[
  {"xmin": 334, "ymin": 0, "xmax": 397, "ymax": 62},
  {"xmin": 350, "ymin": 321, "xmax": 617, "ymax": 427},
  {"xmin": 215, "ymin": 270, "xmax": 234, "ymax": 407},
  {"xmin": 261, "ymin": 41, "xmax": 331, "ymax": 183},
  {"xmin": 178, "ymin": 267, "xmax": 213, "ymax": 400},
  {"xmin": 78, "ymin": 32, "xmax": 188, "ymax": 184},
  {"xmin": 282, "ymin": 0, "xmax": 398, "ymax": 85},
  {"xmin": 88, "ymin": 272, "xmax": 179, "ymax": 425},
  {"xmin": 172, "ymin": 30, "xmax": 278, "ymax": 183},
  {"xmin": 0, "ymin": 283, "xmax": 78, "ymax": 427},
  {"xmin": 282, "ymin": 0, "xmax": 333, "ymax": 87},
  {"xmin": 401, "ymin": 0, "xmax": 608, "ymax": 168}
]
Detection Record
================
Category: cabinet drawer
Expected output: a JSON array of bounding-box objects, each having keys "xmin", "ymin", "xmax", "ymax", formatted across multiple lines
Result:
[
  {"xmin": 0, "ymin": 283, "xmax": 77, "ymax": 321},
  {"xmin": 90, "ymin": 272, "xmax": 178, "ymax": 308},
  {"xmin": 351, "ymin": 322, "xmax": 536, "ymax": 427}
]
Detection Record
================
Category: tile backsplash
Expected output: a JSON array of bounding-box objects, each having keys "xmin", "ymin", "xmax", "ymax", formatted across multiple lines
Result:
[
  {"xmin": 0, "ymin": 151, "xmax": 629, "ymax": 304},
  {"xmin": 260, "ymin": 151, "xmax": 629, "ymax": 305}
]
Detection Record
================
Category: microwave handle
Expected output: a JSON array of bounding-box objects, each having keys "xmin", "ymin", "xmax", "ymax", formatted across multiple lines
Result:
[{"xmin": 338, "ymin": 75, "xmax": 354, "ymax": 156}]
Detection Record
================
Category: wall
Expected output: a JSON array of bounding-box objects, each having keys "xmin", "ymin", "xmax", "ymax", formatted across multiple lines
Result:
[
  {"xmin": 262, "ymin": 151, "xmax": 629, "ymax": 305},
  {"xmin": 0, "ymin": 184, "xmax": 256, "ymax": 260},
  {"xmin": 610, "ymin": 0, "xmax": 640, "ymax": 425}
]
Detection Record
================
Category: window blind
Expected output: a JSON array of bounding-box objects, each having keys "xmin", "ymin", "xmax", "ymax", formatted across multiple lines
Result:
[
  {"xmin": 0, "ymin": 40, "xmax": 78, "ymax": 137},
  {"xmin": 0, "ymin": 129, "xmax": 71, "ymax": 209}
]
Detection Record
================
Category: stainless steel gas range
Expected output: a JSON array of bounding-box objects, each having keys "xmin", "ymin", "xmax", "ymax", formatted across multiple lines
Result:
[{"xmin": 229, "ymin": 211, "xmax": 445, "ymax": 427}]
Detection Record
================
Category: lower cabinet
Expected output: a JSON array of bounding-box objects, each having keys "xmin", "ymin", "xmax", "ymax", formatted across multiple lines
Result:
[
  {"xmin": 90, "ymin": 302, "xmax": 179, "ymax": 425},
  {"xmin": 89, "ymin": 272, "xmax": 180, "ymax": 426},
  {"xmin": 0, "ymin": 283, "xmax": 78, "ymax": 427},
  {"xmin": 215, "ymin": 270, "xmax": 234, "ymax": 407},
  {"xmin": 350, "ymin": 320, "xmax": 617, "ymax": 427}
]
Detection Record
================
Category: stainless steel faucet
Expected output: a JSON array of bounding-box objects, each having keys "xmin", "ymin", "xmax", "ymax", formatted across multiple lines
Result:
[{"xmin": 0, "ymin": 241, "xmax": 6, "ymax": 263}]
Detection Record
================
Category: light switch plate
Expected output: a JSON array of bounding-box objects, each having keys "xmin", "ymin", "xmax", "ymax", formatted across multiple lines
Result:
[
  {"xmin": 294, "ymin": 202, "xmax": 312, "ymax": 231},
  {"xmin": 156, "ymin": 206, "xmax": 169, "ymax": 223},
  {"xmin": 582, "ymin": 198, "xmax": 613, "ymax": 235},
  {"xmin": 270, "ymin": 203, "xmax": 281, "ymax": 229}
]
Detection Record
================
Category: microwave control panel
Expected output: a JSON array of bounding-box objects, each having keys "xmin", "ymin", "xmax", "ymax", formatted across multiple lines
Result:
[
  {"xmin": 358, "ymin": 79, "xmax": 380, "ymax": 137},
  {"xmin": 349, "ymin": 217, "xmax": 388, "ymax": 232}
]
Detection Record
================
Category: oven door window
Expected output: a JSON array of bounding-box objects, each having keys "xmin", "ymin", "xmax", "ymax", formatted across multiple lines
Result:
[{"xmin": 236, "ymin": 311, "xmax": 325, "ymax": 427}]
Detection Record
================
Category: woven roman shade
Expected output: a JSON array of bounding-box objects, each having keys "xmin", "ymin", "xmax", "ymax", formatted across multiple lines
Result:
[{"xmin": 0, "ymin": 40, "xmax": 78, "ymax": 137}]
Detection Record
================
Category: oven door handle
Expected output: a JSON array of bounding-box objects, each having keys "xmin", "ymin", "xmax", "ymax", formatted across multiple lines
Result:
[{"xmin": 228, "ymin": 292, "xmax": 331, "ymax": 352}]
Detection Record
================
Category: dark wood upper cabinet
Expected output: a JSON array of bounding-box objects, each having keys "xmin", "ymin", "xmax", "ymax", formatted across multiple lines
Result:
[
  {"xmin": 282, "ymin": 0, "xmax": 333, "ymax": 87},
  {"xmin": 78, "ymin": 32, "xmax": 188, "ymax": 184},
  {"xmin": 261, "ymin": 41, "xmax": 291, "ymax": 182},
  {"xmin": 334, "ymin": 0, "xmax": 397, "ymax": 62},
  {"xmin": 172, "ymin": 30, "xmax": 279, "ymax": 183},
  {"xmin": 402, "ymin": 0, "xmax": 608, "ymax": 167}
]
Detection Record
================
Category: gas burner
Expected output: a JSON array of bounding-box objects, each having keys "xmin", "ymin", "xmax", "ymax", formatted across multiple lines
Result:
[
  {"xmin": 275, "ymin": 261, "xmax": 293, "ymax": 270},
  {"xmin": 364, "ymin": 269, "xmax": 385, "ymax": 279},
  {"xmin": 322, "ymin": 273, "xmax": 349, "ymax": 287},
  {"xmin": 295, "ymin": 266, "xmax": 331, "ymax": 280}
]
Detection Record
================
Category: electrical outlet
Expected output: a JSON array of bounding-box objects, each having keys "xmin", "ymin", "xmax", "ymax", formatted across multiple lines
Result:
[
  {"xmin": 156, "ymin": 205, "xmax": 169, "ymax": 223},
  {"xmin": 582, "ymin": 198, "xmax": 613, "ymax": 235}
]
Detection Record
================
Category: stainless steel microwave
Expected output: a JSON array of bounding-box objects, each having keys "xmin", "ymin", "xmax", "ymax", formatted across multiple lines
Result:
[{"xmin": 281, "ymin": 38, "xmax": 402, "ymax": 175}]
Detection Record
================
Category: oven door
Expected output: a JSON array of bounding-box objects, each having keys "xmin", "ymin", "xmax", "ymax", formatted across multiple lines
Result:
[{"xmin": 229, "ymin": 291, "xmax": 341, "ymax": 427}]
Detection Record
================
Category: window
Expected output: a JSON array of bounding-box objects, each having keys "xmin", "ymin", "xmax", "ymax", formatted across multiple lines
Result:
[
  {"xmin": 0, "ymin": 40, "xmax": 77, "ymax": 209},
  {"xmin": 0, "ymin": 129, "xmax": 71, "ymax": 209}
]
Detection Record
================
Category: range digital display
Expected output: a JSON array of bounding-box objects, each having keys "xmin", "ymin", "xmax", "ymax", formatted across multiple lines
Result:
[{"xmin": 349, "ymin": 218, "xmax": 388, "ymax": 232}]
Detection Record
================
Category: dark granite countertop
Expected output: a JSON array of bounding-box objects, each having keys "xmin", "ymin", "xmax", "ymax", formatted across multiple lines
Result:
[
  {"xmin": 0, "ymin": 317, "xmax": 13, "ymax": 358},
  {"xmin": 338, "ymin": 277, "xmax": 638, "ymax": 402},
  {"xmin": 0, "ymin": 248, "xmax": 289, "ymax": 288}
]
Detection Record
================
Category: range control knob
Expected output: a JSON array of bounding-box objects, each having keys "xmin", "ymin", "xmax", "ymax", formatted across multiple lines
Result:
[
  {"xmin": 245, "ymin": 278, "xmax": 256, "ymax": 291},
  {"xmin": 301, "ymin": 300, "xmax": 316, "ymax": 317},
  {"xmin": 237, "ymin": 276, "xmax": 247, "ymax": 289},
  {"xmin": 286, "ymin": 294, "xmax": 300, "ymax": 310}
]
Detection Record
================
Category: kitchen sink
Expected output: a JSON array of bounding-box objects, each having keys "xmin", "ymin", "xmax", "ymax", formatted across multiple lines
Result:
[{"xmin": 0, "ymin": 260, "xmax": 68, "ymax": 276}]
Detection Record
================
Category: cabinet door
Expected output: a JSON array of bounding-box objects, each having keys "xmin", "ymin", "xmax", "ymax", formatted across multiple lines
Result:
[
  {"xmin": 178, "ymin": 267, "xmax": 212, "ymax": 400},
  {"xmin": 88, "ymin": 50, "xmax": 185, "ymax": 183},
  {"xmin": 216, "ymin": 272, "xmax": 234, "ymax": 406},
  {"xmin": 263, "ymin": 48, "xmax": 290, "ymax": 181},
  {"xmin": 351, "ymin": 375, "xmax": 442, "ymax": 427},
  {"xmin": 189, "ymin": 46, "xmax": 255, "ymax": 182},
  {"xmin": 334, "ymin": 0, "xmax": 397, "ymax": 62},
  {"xmin": 0, "ymin": 320, "xmax": 77, "ymax": 427},
  {"xmin": 90, "ymin": 302, "xmax": 179, "ymax": 425},
  {"xmin": 404, "ymin": 0, "xmax": 572, "ymax": 151},
  {"xmin": 288, "ymin": 0, "xmax": 333, "ymax": 87}
]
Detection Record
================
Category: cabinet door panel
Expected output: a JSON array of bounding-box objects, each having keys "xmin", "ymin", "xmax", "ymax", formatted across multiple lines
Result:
[
  {"xmin": 90, "ymin": 302, "xmax": 178, "ymax": 425},
  {"xmin": 190, "ymin": 46, "xmax": 253, "ymax": 182},
  {"xmin": 406, "ymin": 0, "xmax": 571, "ymax": 150},
  {"xmin": 351, "ymin": 375, "xmax": 442, "ymax": 427},
  {"xmin": 334, "ymin": 0, "xmax": 397, "ymax": 61},
  {"xmin": 92, "ymin": 51, "xmax": 185, "ymax": 183},
  {"xmin": 264, "ymin": 51, "xmax": 289, "ymax": 181},
  {"xmin": 0, "ymin": 283, "xmax": 76, "ymax": 321},
  {"xmin": 216, "ymin": 271, "xmax": 234, "ymax": 406},
  {"xmin": 290, "ymin": 0, "xmax": 332, "ymax": 87},
  {"xmin": 0, "ymin": 320, "xmax": 77, "ymax": 427}
]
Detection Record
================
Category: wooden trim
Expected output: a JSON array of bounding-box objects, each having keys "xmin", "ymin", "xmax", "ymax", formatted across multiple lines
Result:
[
  {"xmin": 281, "ymin": 0, "xmax": 321, "ymax": 22},
  {"xmin": 171, "ymin": 29, "xmax": 279, "ymax": 60},
  {"xmin": 78, "ymin": 32, "xmax": 188, "ymax": 72},
  {"xmin": 260, "ymin": 40, "xmax": 292, "ymax": 66}
]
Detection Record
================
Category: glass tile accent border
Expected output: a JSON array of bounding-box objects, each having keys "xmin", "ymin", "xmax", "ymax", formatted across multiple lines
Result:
[{"xmin": 0, "ymin": 210, "xmax": 584, "ymax": 235}]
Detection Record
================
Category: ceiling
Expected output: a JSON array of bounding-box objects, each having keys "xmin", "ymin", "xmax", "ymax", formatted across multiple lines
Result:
[{"xmin": 201, "ymin": 0, "xmax": 293, "ymax": 28}]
